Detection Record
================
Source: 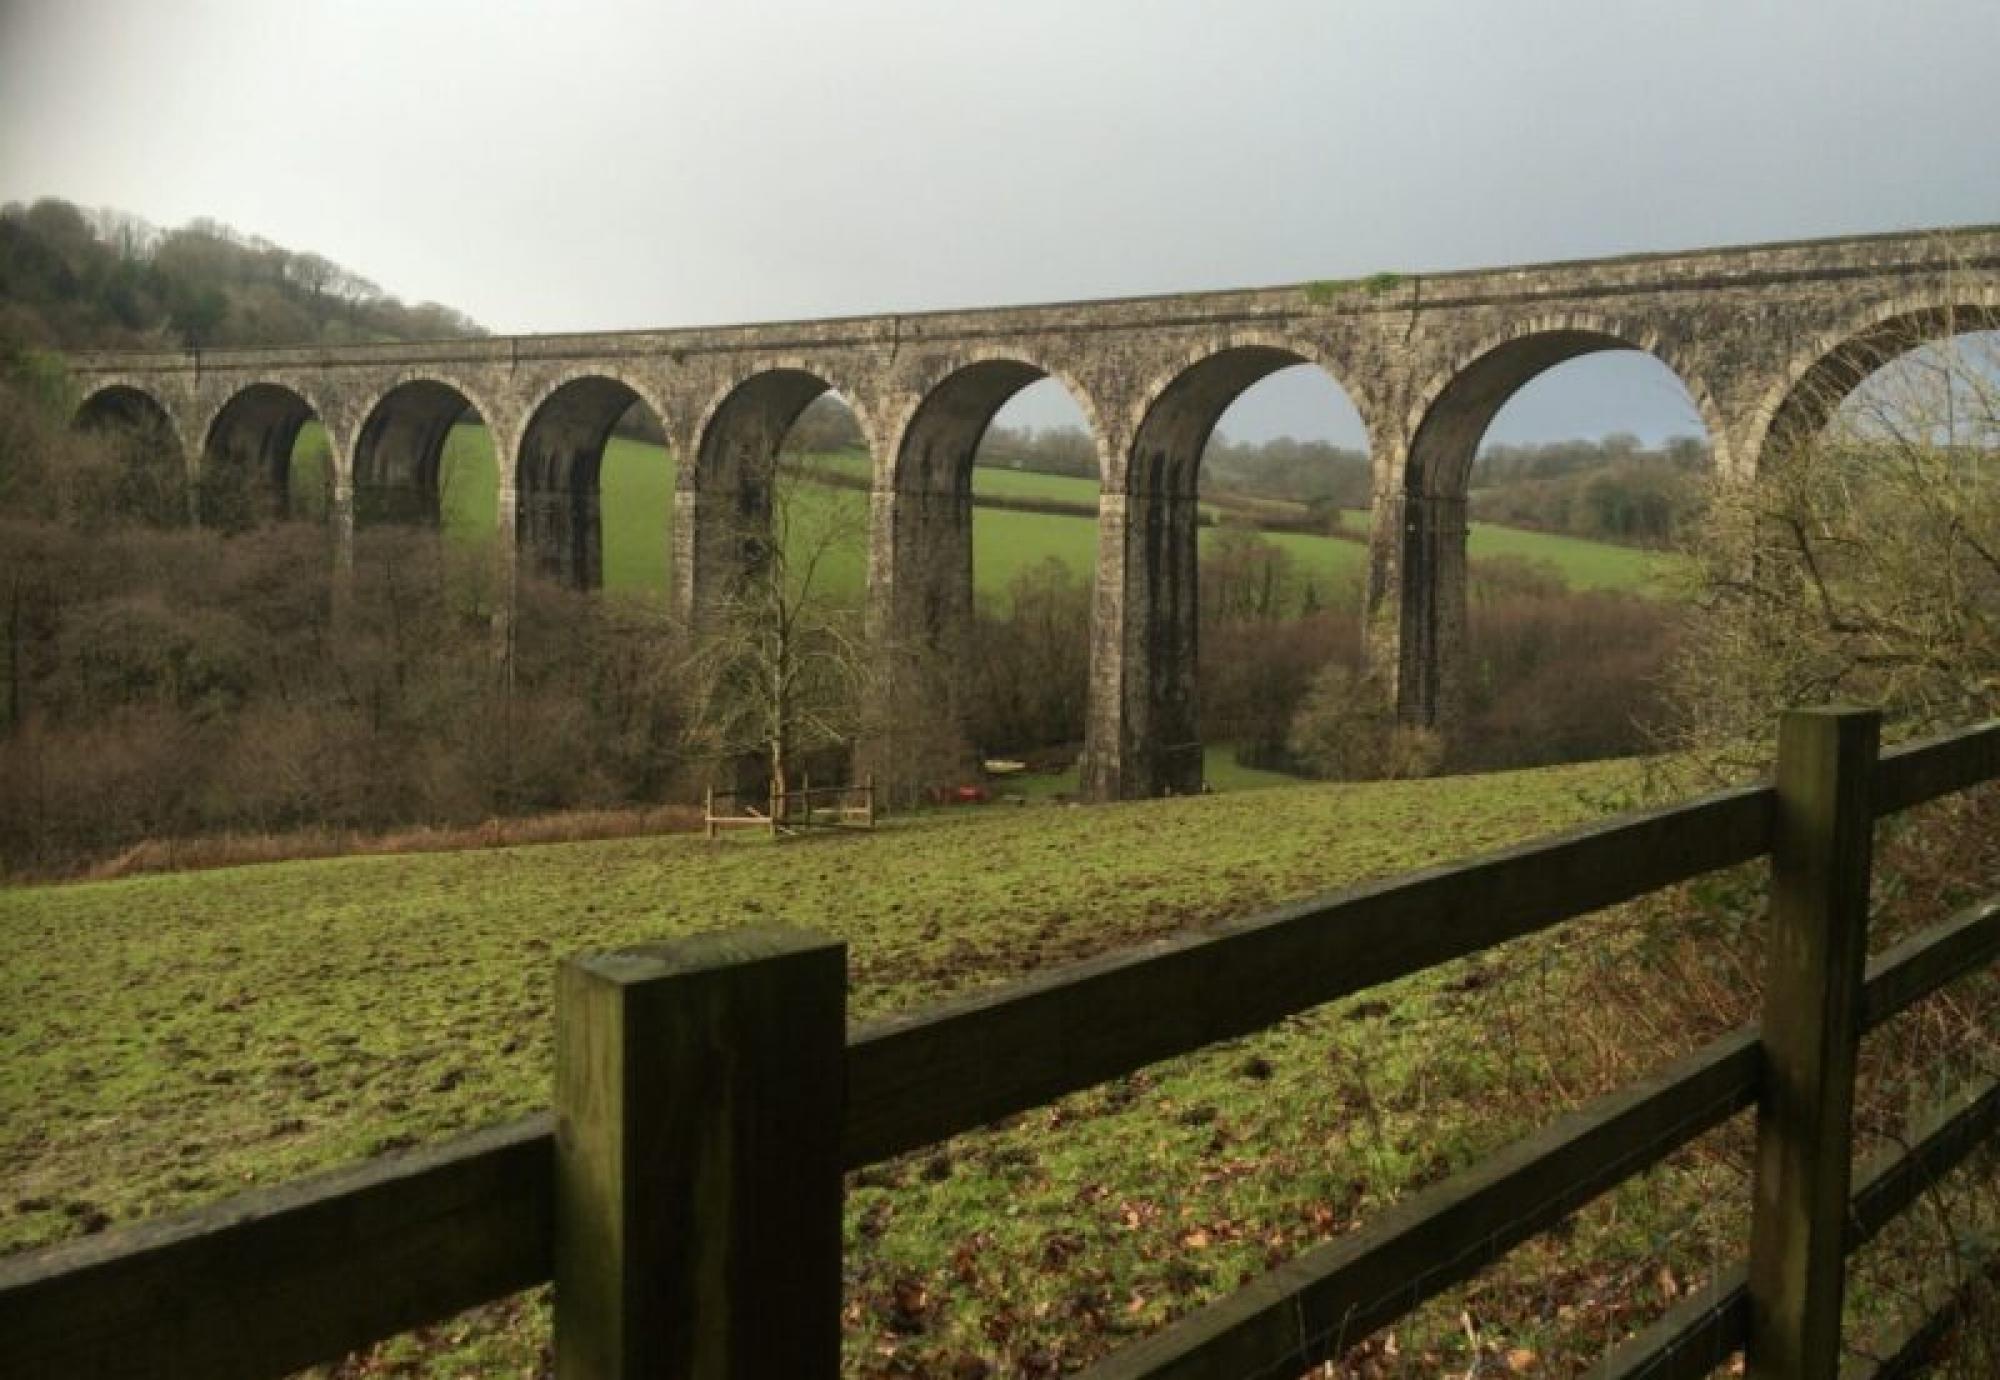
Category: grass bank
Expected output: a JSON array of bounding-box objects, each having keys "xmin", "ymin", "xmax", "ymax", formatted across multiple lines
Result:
[
  {"xmin": 4, "ymin": 758, "xmax": 1988, "ymax": 1373},
  {"xmin": 2, "ymin": 757, "xmax": 1755, "ymax": 1377}
]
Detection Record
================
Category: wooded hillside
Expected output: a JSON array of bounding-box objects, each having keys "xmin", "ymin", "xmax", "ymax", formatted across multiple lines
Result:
[{"xmin": 0, "ymin": 197, "xmax": 483, "ymax": 351}]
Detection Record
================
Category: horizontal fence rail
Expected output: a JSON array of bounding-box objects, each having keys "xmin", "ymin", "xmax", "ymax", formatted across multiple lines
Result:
[
  {"xmin": 1872, "ymin": 718, "xmax": 2000, "ymax": 816},
  {"xmin": 845, "ymin": 783, "xmax": 1775, "ymax": 1165},
  {"xmin": 0, "ymin": 1116, "xmax": 554, "ymax": 1380},
  {"xmin": 1586, "ymin": 1071, "xmax": 2000, "ymax": 1380},
  {"xmin": 1843, "ymin": 1247, "xmax": 2000, "ymax": 1379},
  {"xmin": 1, "ymin": 715, "xmax": 1995, "ymax": 1379},
  {"xmin": 1082, "ymin": 891, "xmax": 2000, "ymax": 1380}
]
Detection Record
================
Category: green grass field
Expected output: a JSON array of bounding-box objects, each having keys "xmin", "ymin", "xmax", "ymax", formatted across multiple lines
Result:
[
  {"xmin": 998, "ymin": 743, "xmax": 1302, "ymax": 800},
  {"xmin": 5, "ymin": 756, "xmax": 1725, "ymax": 1375},
  {"xmin": 295, "ymin": 425, "xmax": 1671, "ymax": 604}
]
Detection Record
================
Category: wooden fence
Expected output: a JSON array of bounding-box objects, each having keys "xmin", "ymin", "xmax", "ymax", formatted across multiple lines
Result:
[
  {"xmin": 3, "ymin": 709, "xmax": 1997, "ymax": 1378},
  {"xmin": 704, "ymin": 776, "xmax": 876, "ymax": 838}
]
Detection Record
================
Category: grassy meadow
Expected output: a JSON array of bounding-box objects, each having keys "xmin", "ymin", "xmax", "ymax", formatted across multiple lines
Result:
[
  {"xmin": 2, "ymin": 754, "xmax": 1766, "ymax": 1376},
  {"xmin": 295, "ymin": 424, "xmax": 1673, "ymax": 606},
  {"xmin": 9, "ymin": 433, "xmax": 1977, "ymax": 1373}
]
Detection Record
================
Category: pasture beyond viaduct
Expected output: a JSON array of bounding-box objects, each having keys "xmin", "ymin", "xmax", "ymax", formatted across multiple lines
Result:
[{"xmin": 66, "ymin": 225, "xmax": 2000, "ymax": 800}]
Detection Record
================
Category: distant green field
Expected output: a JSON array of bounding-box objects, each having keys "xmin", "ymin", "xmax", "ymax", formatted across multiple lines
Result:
[
  {"xmin": 1002, "ymin": 743, "xmax": 1302, "ymax": 801},
  {"xmin": 295, "ymin": 424, "xmax": 1671, "ymax": 602}
]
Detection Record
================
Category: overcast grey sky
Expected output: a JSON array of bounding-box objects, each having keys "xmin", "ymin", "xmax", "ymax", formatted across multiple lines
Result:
[{"xmin": 4, "ymin": 0, "xmax": 1997, "ymax": 448}]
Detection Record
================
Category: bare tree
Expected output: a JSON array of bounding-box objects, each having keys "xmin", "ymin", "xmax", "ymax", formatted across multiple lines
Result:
[{"xmin": 682, "ymin": 470, "xmax": 870, "ymax": 802}]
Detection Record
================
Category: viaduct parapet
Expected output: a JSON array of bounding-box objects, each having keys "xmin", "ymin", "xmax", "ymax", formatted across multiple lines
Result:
[{"xmin": 66, "ymin": 224, "xmax": 2000, "ymax": 800}]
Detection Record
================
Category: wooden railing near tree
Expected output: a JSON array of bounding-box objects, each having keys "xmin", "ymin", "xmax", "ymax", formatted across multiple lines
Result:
[
  {"xmin": 3, "ymin": 710, "xmax": 1996, "ymax": 1379},
  {"xmin": 703, "ymin": 776, "xmax": 876, "ymax": 839}
]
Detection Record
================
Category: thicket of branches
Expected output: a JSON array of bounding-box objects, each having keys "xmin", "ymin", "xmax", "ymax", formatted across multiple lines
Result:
[
  {"xmin": 0, "ymin": 366, "xmax": 695, "ymax": 874},
  {"xmin": 1593, "ymin": 319, "xmax": 2000, "ymax": 1375},
  {"xmin": 1659, "ymin": 326, "xmax": 2000, "ymax": 774}
]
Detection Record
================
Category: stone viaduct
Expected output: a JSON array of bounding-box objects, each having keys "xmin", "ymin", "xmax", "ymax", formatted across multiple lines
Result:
[{"xmin": 66, "ymin": 225, "xmax": 2000, "ymax": 800}]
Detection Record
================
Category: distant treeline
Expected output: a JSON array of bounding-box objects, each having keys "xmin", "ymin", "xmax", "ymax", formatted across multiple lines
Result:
[
  {"xmin": 977, "ymin": 426, "xmax": 1379, "ymax": 511},
  {"xmin": 0, "ymin": 197, "xmax": 484, "ymax": 351},
  {"xmin": 1471, "ymin": 434, "xmax": 1709, "ymax": 548}
]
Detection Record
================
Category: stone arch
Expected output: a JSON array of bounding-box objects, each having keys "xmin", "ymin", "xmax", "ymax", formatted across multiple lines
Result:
[
  {"xmin": 686, "ymin": 356, "xmax": 882, "ymax": 487},
  {"xmin": 1080, "ymin": 336, "xmax": 1374, "ymax": 802},
  {"xmin": 353, "ymin": 374, "xmax": 500, "ymax": 529},
  {"xmin": 515, "ymin": 370, "xmax": 673, "ymax": 590},
  {"xmin": 859, "ymin": 353, "xmax": 1111, "ymax": 800},
  {"xmin": 1386, "ymin": 314, "xmax": 1726, "ymax": 731},
  {"xmin": 198, "ymin": 381, "xmax": 331, "ymax": 530},
  {"xmin": 1747, "ymin": 291, "xmax": 2000, "ymax": 470},
  {"xmin": 1401, "ymin": 313, "xmax": 1730, "ymax": 495},
  {"xmin": 879, "ymin": 350, "xmax": 1111, "ymax": 491},
  {"xmin": 882, "ymin": 353, "xmax": 1106, "ymax": 612},
  {"xmin": 74, "ymin": 380, "xmax": 189, "ymax": 457},
  {"xmin": 72, "ymin": 381, "xmax": 193, "ymax": 524},
  {"xmin": 677, "ymin": 359, "xmax": 878, "ymax": 622},
  {"xmin": 1122, "ymin": 332, "xmax": 1376, "ymax": 497}
]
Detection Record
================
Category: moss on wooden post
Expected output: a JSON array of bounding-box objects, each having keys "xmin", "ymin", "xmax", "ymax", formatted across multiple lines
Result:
[
  {"xmin": 554, "ymin": 927, "xmax": 846, "ymax": 1379},
  {"xmin": 1746, "ymin": 707, "xmax": 1880, "ymax": 1379}
]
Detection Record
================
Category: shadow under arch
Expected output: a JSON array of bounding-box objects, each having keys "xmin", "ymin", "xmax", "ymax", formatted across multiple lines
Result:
[
  {"xmin": 1754, "ymin": 298, "xmax": 2000, "ymax": 465},
  {"xmin": 516, "ymin": 373, "xmax": 671, "ymax": 591},
  {"xmin": 200, "ymin": 382, "xmax": 327, "ymax": 530},
  {"xmin": 75, "ymin": 382, "xmax": 180, "ymax": 443},
  {"xmin": 680, "ymin": 364, "xmax": 867, "ymax": 621},
  {"xmin": 882, "ymin": 357, "xmax": 1105, "ymax": 645},
  {"xmin": 1084, "ymin": 342, "xmax": 1374, "ymax": 801},
  {"xmin": 353, "ymin": 378, "xmax": 493, "ymax": 530}
]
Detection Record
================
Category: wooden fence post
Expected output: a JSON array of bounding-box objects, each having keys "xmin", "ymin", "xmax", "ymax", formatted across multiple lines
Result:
[
  {"xmin": 554, "ymin": 927, "xmax": 846, "ymax": 1380},
  {"xmin": 1746, "ymin": 707, "xmax": 1880, "ymax": 1379}
]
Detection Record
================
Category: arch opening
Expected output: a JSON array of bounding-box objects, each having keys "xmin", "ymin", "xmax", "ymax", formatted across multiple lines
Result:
[
  {"xmin": 1715, "ymin": 320, "xmax": 2000, "ymax": 735},
  {"xmin": 1194, "ymin": 361, "xmax": 1373, "ymax": 788},
  {"xmin": 1408, "ymin": 332, "xmax": 1639, "ymax": 497},
  {"xmin": 75, "ymin": 383, "xmax": 176, "ymax": 439},
  {"xmin": 201, "ymin": 383, "xmax": 328, "ymax": 531},
  {"xmin": 1765, "ymin": 305, "xmax": 2000, "ymax": 461},
  {"xmin": 684, "ymin": 367, "xmax": 849, "ymax": 620},
  {"xmin": 1088, "ymin": 346, "xmax": 1372, "ymax": 800},
  {"xmin": 517, "ymin": 376, "xmax": 670, "ymax": 594},
  {"xmin": 73, "ymin": 385, "xmax": 188, "ymax": 526},
  {"xmin": 967, "ymin": 373, "xmax": 1104, "ymax": 598},
  {"xmin": 354, "ymin": 379, "xmax": 496, "ymax": 540},
  {"xmin": 1396, "ymin": 335, "xmax": 1714, "ymax": 769},
  {"xmin": 876, "ymin": 365, "xmax": 1103, "ymax": 797},
  {"xmin": 891, "ymin": 362, "xmax": 1097, "ymax": 642},
  {"xmin": 684, "ymin": 368, "xmax": 875, "ymax": 800}
]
